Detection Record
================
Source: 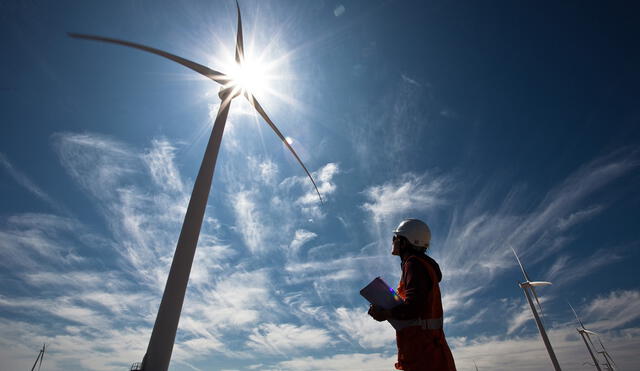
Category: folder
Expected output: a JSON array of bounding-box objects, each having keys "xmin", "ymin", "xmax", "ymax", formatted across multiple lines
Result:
[
  {"xmin": 359, "ymin": 276, "xmax": 403, "ymax": 309},
  {"xmin": 360, "ymin": 277, "xmax": 416, "ymax": 331}
]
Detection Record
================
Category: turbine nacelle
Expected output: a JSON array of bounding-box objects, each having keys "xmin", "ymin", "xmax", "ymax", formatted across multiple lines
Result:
[{"xmin": 579, "ymin": 328, "xmax": 598, "ymax": 336}]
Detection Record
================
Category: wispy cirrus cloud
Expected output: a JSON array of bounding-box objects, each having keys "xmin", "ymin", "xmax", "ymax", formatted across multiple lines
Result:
[
  {"xmin": 584, "ymin": 289, "xmax": 640, "ymax": 330},
  {"xmin": 289, "ymin": 229, "xmax": 317, "ymax": 254},
  {"xmin": 441, "ymin": 150, "xmax": 637, "ymax": 293},
  {"xmin": 0, "ymin": 153, "xmax": 69, "ymax": 214},
  {"xmin": 362, "ymin": 172, "xmax": 449, "ymax": 224},
  {"xmin": 0, "ymin": 132, "xmax": 241, "ymax": 369},
  {"xmin": 246, "ymin": 323, "xmax": 332, "ymax": 355},
  {"xmin": 261, "ymin": 352, "xmax": 396, "ymax": 371},
  {"xmin": 544, "ymin": 249, "xmax": 622, "ymax": 287},
  {"xmin": 333, "ymin": 307, "xmax": 395, "ymax": 348},
  {"xmin": 231, "ymin": 190, "xmax": 269, "ymax": 254}
]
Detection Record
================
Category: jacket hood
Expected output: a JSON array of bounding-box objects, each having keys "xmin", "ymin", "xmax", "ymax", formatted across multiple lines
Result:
[
  {"xmin": 423, "ymin": 255, "xmax": 443, "ymax": 283},
  {"xmin": 402, "ymin": 251, "xmax": 443, "ymax": 282}
]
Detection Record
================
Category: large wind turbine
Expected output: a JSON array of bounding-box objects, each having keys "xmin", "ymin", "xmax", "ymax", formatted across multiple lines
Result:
[
  {"xmin": 70, "ymin": 3, "xmax": 322, "ymax": 371},
  {"xmin": 511, "ymin": 248, "xmax": 562, "ymax": 371},
  {"xmin": 568, "ymin": 302, "xmax": 602, "ymax": 370}
]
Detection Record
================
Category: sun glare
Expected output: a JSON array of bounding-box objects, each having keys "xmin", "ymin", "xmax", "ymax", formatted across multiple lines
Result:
[{"xmin": 227, "ymin": 57, "xmax": 269, "ymax": 97}]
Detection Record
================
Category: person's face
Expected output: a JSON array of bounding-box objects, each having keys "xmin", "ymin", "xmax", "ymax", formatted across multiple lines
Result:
[{"xmin": 391, "ymin": 234, "xmax": 402, "ymax": 256}]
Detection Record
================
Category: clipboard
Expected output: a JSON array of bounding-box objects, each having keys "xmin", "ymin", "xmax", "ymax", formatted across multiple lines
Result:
[
  {"xmin": 360, "ymin": 277, "xmax": 417, "ymax": 331},
  {"xmin": 359, "ymin": 276, "xmax": 403, "ymax": 309}
]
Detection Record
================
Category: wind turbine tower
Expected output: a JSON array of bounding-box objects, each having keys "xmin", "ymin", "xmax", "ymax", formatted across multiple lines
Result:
[
  {"xmin": 512, "ymin": 248, "xmax": 562, "ymax": 371},
  {"xmin": 596, "ymin": 337, "xmax": 617, "ymax": 371},
  {"xmin": 70, "ymin": 2, "xmax": 322, "ymax": 371}
]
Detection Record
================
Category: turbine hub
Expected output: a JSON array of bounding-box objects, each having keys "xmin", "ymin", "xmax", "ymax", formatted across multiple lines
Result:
[{"xmin": 219, "ymin": 84, "xmax": 241, "ymax": 100}]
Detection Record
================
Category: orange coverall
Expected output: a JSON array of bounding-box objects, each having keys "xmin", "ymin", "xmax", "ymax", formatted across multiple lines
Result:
[{"xmin": 393, "ymin": 254, "xmax": 457, "ymax": 371}]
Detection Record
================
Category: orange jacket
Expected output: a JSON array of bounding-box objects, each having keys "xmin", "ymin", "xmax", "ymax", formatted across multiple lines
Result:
[{"xmin": 394, "ymin": 254, "xmax": 456, "ymax": 371}]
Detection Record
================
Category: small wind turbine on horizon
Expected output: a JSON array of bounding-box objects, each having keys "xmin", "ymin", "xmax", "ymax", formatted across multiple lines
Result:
[
  {"xmin": 30, "ymin": 343, "xmax": 45, "ymax": 371},
  {"xmin": 70, "ymin": 2, "xmax": 322, "ymax": 371},
  {"xmin": 511, "ymin": 247, "xmax": 562, "ymax": 371},
  {"xmin": 569, "ymin": 302, "xmax": 618, "ymax": 371},
  {"xmin": 568, "ymin": 301, "xmax": 603, "ymax": 371}
]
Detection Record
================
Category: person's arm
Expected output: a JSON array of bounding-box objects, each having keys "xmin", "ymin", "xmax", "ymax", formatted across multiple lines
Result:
[{"xmin": 390, "ymin": 258, "xmax": 431, "ymax": 320}]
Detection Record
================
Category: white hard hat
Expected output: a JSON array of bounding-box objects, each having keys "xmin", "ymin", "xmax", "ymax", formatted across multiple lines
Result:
[{"xmin": 393, "ymin": 218, "xmax": 431, "ymax": 249}]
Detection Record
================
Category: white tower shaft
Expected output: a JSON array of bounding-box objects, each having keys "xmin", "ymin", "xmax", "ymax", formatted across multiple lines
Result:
[
  {"xmin": 142, "ymin": 92, "xmax": 233, "ymax": 371},
  {"xmin": 521, "ymin": 284, "xmax": 562, "ymax": 371},
  {"xmin": 578, "ymin": 330, "xmax": 602, "ymax": 371}
]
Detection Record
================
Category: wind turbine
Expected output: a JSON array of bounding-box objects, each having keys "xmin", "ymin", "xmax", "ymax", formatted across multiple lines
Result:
[
  {"xmin": 70, "ymin": 2, "xmax": 322, "ymax": 371},
  {"xmin": 568, "ymin": 301, "xmax": 602, "ymax": 371},
  {"xmin": 511, "ymin": 247, "xmax": 562, "ymax": 371},
  {"xmin": 30, "ymin": 343, "xmax": 45, "ymax": 371}
]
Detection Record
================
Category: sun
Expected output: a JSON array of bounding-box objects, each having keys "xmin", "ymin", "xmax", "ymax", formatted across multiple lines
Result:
[{"xmin": 227, "ymin": 56, "xmax": 270, "ymax": 97}]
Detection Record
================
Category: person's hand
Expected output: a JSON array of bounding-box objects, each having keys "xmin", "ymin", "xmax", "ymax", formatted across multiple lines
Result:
[{"xmin": 368, "ymin": 304, "xmax": 390, "ymax": 322}]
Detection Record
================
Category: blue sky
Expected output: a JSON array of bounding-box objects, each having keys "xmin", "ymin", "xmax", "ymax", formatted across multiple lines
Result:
[{"xmin": 1, "ymin": 1, "xmax": 639, "ymax": 370}]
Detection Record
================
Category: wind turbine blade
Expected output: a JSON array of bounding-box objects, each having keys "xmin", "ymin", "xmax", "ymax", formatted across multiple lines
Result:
[
  {"xmin": 529, "ymin": 281, "xmax": 552, "ymax": 287},
  {"xmin": 245, "ymin": 94, "xmax": 323, "ymax": 204},
  {"xmin": 568, "ymin": 301, "xmax": 586, "ymax": 329},
  {"xmin": 234, "ymin": 0, "xmax": 245, "ymax": 63},
  {"xmin": 511, "ymin": 247, "xmax": 531, "ymax": 282},
  {"xmin": 583, "ymin": 329, "xmax": 598, "ymax": 336},
  {"xmin": 68, "ymin": 33, "xmax": 231, "ymax": 85}
]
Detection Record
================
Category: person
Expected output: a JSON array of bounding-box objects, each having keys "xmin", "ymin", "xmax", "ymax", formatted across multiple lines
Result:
[{"xmin": 368, "ymin": 219, "xmax": 456, "ymax": 371}]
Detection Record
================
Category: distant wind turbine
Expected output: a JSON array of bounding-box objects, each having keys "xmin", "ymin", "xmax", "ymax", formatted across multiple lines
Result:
[
  {"xmin": 70, "ymin": 2, "xmax": 322, "ymax": 371},
  {"xmin": 568, "ymin": 301, "xmax": 602, "ymax": 371},
  {"xmin": 511, "ymin": 247, "xmax": 562, "ymax": 371},
  {"xmin": 30, "ymin": 343, "xmax": 45, "ymax": 371}
]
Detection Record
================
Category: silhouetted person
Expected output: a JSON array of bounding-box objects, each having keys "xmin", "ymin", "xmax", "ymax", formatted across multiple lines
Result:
[{"xmin": 368, "ymin": 219, "xmax": 456, "ymax": 371}]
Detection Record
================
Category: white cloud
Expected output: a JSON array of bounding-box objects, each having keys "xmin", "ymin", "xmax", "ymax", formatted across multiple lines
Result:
[
  {"xmin": 584, "ymin": 290, "xmax": 640, "ymax": 330},
  {"xmin": 544, "ymin": 249, "xmax": 621, "ymax": 287},
  {"xmin": 450, "ymin": 324, "xmax": 640, "ymax": 371},
  {"xmin": 52, "ymin": 132, "xmax": 139, "ymax": 198},
  {"xmin": 0, "ymin": 153, "xmax": 68, "ymax": 214},
  {"xmin": 333, "ymin": 4, "xmax": 346, "ymax": 17},
  {"xmin": 507, "ymin": 302, "xmax": 534, "ymax": 335},
  {"xmin": 246, "ymin": 323, "xmax": 331, "ymax": 355},
  {"xmin": 183, "ymin": 269, "xmax": 276, "ymax": 333},
  {"xmin": 441, "ymin": 287, "xmax": 483, "ymax": 313},
  {"xmin": 333, "ymin": 307, "xmax": 395, "ymax": 348},
  {"xmin": 437, "ymin": 150, "xmax": 637, "ymax": 309},
  {"xmin": 0, "ymin": 213, "xmax": 87, "ymax": 270},
  {"xmin": 289, "ymin": 229, "xmax": 317, "ymax": 253},
  {"xmin": 143, "ymin": 139, "xmax": 184, "ymax": 193},
  {"xmin": 294, "ymin": 162, "xmax": 340, "ymax": 206},
  {"xmin": 268, "ymin": 352, "xmax": 396, "ymax": 371},
  {"xmin": 231, "ymin": 190, "xmax": 268, "ymax": 254},
  {"xmin": 401, "ymin": 74, "xmax": 421, "ymax": 87},
  {"xmin": 362, "ymin": 172, "xmax": 449, "ymax": 224},
  {"xmin": 259, "ymin": 158, "xmax": 279, "ymax": 184},
  {"xmin": 556, "ymin": 204, "xmax": 604, "ymax": 231}
]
